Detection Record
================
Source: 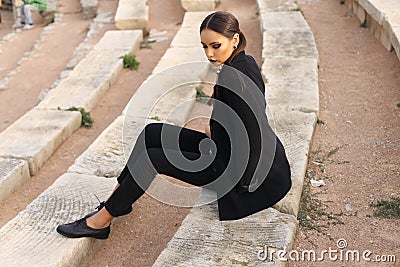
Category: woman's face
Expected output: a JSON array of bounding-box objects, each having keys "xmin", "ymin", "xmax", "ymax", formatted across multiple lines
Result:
[{"xmin": 200, "ymin": 29, "xmax": 238, "ymax": 66}]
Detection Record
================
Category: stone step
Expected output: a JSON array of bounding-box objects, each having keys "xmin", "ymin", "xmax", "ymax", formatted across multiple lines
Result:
[
  {"xmin": 258, "ymin": 3, "xmax": 319, "ymax": 217},
  {"xmin": 114, "ymin": 0, "xmax": 149, "ymax": 33},
  {"xmin": 68, "ymin": 116, "xmax": 153, "ymax": 178},
  {"xmin": 263, "ymin": 58, "xmax": 319, "ymax": 114},
  {"xmin": 0, "ymin": 172, "xmax": 116, "ymax": 267},
  {"xmin": 346, "ymin": 0, "xmax": 400, "ymax": 60},
  {"xmin": 0, "ymin": 108, "xmax": 81, "ymax": 176},
  {"xmin": 0, "ymin": 158, "xmax": 30, "ymax": 203},
  {"xmin": 271, "ymin": 110, "xmax": 316, "ymax": 217},
  {"xmin": 0, "ymin": 9, "xmax": 212, "ymax": 266},
  {"xmin": 181, "ymin": 0, "xmax": 215, "ymax": 11},
  {"xmin": 262, "ymin": 28, "xmax": 319, "ymax": 62},
  {"xmin": 37, "ymin": 30, "xmax": 143, "ymax": 111},
  {"xmin": 80, "ymin": 0, "xmax": 98, "ymax": 19},
  {"xmin": 153, "ymin": 197, "xmax": 297, "ymax": 267},
  {"xmin": 153, "ymin": 3, "xmax": 320, "ymax": 265},
  {"xmin": 257, "ymin": 0, "xmax": 298, "ymax": 12}
]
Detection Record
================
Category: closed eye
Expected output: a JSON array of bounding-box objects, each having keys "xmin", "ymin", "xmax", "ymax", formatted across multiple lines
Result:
[{"xmin": 212, "ymin": 44, "xmax": 221, "ymax": 49}]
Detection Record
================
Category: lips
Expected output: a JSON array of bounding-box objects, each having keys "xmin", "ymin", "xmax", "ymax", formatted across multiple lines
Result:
[{"xmin": 208, "ymin": 59, "xmax": 217, "ymax": 63}]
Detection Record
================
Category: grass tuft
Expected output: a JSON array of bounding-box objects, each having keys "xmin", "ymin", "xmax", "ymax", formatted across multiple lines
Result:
[
  {"xmin": 140, "ymin": 40, "xmax": 156, "ymax": 49},
  {"xmin": 120, "ymin": 54, "xmax": 140, "ymax": 70},
  {"xmin": 317, "ymin": 118, "xmax": 325, "ymax": 125},
  {"xmin": 370, "ymin": 197, "xmax": 400, "ymax": 219},
  {"xmin": 149, "ymin": 116, "xmax": 161, "ymax": 121},
  {"xmin": 195, "ymin": 85, "xmax": 210, "ymax": 104},
  {"xmin": 64, "ymin": 107, "xmax": 93, "ymax": 128}
]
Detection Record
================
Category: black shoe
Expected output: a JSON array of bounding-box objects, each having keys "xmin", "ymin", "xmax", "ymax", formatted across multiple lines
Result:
[
  {"xmin": 84, "ymin": 201, "xmax": 132, "ymax": 219},
  {"xmin": 56, "ymin": 217, "xmax": 110, "ymax": 239}
]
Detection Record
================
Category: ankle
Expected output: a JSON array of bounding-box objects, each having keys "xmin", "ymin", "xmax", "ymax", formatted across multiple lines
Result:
[{"xmin": 86, "ymin": 216, "xmax": 111, "ymax": 229}]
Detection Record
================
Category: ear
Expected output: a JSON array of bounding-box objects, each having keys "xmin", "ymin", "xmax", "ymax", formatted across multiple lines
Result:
[{"xmin": 232, "ymin": 33, "xmax": 240, "ymax": 46}]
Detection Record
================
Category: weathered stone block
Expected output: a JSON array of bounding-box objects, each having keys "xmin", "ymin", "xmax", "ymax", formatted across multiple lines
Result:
[
  {"xmin": 0, "ymin": 109, "xmax": 81, "ymax": 175},
  {"xmin": 0, "ymin": 173, "xmax": 116, "ymax": 266},
  {"xmin": 257, "ymin": 0, "xmax": 298, "ymax": 12},
  {"xmin": 152, "ymin": 47, "xmax": 208, "ymax": 74},
  {"xmin": 68, "ymin": 116, "xmax": 156, "ymax": 177},
  {"xmin": 93, "ymin": 30, "xmax": 143, "ymax": 51},
  {"xmin": 0, "ymin": 158, "xmax": 30, "ymax": 203},
  {"xmin": 81, "ymin": 0, "xmax": 98, "ymax": 19},
  {"xmin": 170, "ymin": 27, "xmax": 202, "ymax": 48},
  {"xmin": 69, "ymin": 49, "xmax": 124, "ymax": 84},
  {"xmin": 260, "ymin": 11, "xmax": 309, "ymax": 32},
  {"xmin": 123, "ymin": 71, "xmax": 200, "ymax": 124},
  {"xmin": 154, "ymin": 202, "xmax": 297, "ymax": 266},
  {"xmin": 115, "ymin": 0, "xmax": 149, "ymax": 33},
  {"xmin": 181, "ymin": 11, "xmax": 213, "ymax": 28},
  {"xmin": 263, "ymin": 58, "xmax": 319, "ymax": 114},
  {"xmin": 272, "ymin": 110, "xmax": 317, "ymax": 217},
  {"xmin": 262, "ymin": 29, "xmax": 319, "ymax": 61},
  {"xmin": 37, "ymin": 75, "xmax": 110, "ymax": 111},
  {"xmin": 181, "ymin": 0, "xmax": 215, "ymax": 11}
]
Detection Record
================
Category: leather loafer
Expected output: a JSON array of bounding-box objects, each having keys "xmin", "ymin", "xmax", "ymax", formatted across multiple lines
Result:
[{"xmin": 56, "ymin": 218, "xmax": 110, "ymax": 239}]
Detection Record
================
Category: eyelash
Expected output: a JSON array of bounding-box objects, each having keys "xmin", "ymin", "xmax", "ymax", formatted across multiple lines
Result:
[{"xmin": 203, "ymin": 44, "xmax": 221, "ymax": 49}]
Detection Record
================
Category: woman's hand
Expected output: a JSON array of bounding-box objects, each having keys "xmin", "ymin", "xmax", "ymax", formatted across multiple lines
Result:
[{"xmin": 205, "ymin": 124, "xmax": 211, "ymax": 138}]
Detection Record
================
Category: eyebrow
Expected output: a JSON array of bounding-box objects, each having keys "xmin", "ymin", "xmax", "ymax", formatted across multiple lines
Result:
[{"xmin": 201, "ymin": 41, "xmax": 220, "ymax": 46}]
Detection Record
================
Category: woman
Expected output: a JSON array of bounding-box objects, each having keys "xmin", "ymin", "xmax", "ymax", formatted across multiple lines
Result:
[{"xmin": 56, "ymin": 11, "xmax": 291, "ymax": 240}]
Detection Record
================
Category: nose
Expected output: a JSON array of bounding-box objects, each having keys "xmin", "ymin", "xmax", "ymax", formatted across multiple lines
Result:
[{"xmin": 205, "ymin": 49, "xmax": 213, "ymax": 59}]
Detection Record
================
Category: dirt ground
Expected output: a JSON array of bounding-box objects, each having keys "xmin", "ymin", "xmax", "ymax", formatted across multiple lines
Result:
[
  {"xmin": 292, "ymin": 0, "xmax": 400, "ymax": 266},
  {"xmin": 0, "ymin": 0, "xmax": 399, "ymax": 266}
]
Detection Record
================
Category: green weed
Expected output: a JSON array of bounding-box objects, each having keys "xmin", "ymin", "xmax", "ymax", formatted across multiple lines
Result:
[
  {"xmin": 64, "ymin": 107, "xmax": 93, "ymax": 128},
  {"xmin": 140, "ymin": 40, "xmax": 156, "ymax": 49},
  {"xmin": 370, "ymin": 197, "xmax": 400, "ymax": 219},
  {"xmin": 120, "ymin": 54, "xmax": 140, "ymax": 70},
  {"xmin": 195, "ymin": 86, "xmax": 210, "ymax": 104},
  {"xmin": 149, "ymin": 116, "xmax": 161, "ymax": 121}
]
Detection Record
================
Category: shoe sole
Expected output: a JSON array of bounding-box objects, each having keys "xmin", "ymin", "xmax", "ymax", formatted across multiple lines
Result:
[{"xmin": 56, "ymin": 227, "xmax": 109, "ymax": 240}]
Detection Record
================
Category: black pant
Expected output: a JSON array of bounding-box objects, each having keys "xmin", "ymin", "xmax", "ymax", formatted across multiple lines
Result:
[{"xmin": 104, "ymin": 123, "xmax": 217, "ymax": 217}]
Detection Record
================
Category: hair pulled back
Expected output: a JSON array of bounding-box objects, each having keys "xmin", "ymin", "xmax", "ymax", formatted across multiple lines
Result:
[{"xmin": 200, "ymin": 11, "xmax": 247, "ymax": 65}]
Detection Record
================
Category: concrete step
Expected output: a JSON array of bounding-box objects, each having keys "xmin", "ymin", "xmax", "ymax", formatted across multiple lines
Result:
[{"xmin": 114, "ymin": 0, "xmax": 149, "ymax": 33}]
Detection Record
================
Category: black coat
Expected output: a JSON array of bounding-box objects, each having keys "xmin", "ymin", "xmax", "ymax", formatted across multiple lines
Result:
[{"xmin": 208, "ymin": 51, "xmax": 291, "ymax": 220}]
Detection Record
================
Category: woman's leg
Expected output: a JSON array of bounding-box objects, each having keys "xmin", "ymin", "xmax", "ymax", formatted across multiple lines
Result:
[
  {"xmin": 87, "ymin": 123, "xmax": 215, "ymax": 228},
  {"xmin": 117, "ymin": 123, "xmax": 209, "ymax": 184}
]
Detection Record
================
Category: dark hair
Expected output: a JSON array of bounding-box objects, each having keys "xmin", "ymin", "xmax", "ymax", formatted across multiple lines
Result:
[{"xmin": 200, "ymin": 11, "xmax": 247, "ymax": 65}]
